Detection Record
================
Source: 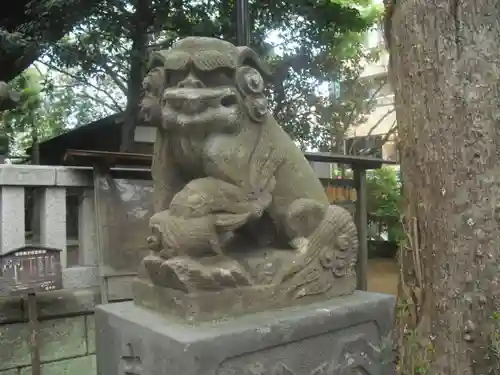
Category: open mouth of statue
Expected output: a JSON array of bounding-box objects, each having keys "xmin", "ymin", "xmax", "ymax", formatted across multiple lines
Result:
[
  {"xmin": 163, "ymin": 88, "xmax": 238, "ymax": 116},
  {"xmin": 161, "ymin": 87, "xmax": 240, "ymax": 132}
]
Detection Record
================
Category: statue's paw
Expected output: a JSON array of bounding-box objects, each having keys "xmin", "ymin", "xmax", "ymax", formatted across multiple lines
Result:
[
  {"xmin": 146, "ymin": 232, "xmax": 161, "ymax": 252},
  {"xmin": 286, "ymin": 198, "xmax": 326, "ymax": 239},
  {"xmin": 141, "ymin": 255, "xmax": 167, "ymax": 286},
  {"xmin": 159, "ymin": 248, "xmax": 176, "ymax": 259},
  {"xmin": 289, "ymin": 237, "xmax": 309, "ymax": 254},
  {"xmin": 145, "ymin": 256, "xmax": 253, "ymax": 293},
  {"xmin": 158, "ymin": 260, "xmax": 190, "ymax": 292}
]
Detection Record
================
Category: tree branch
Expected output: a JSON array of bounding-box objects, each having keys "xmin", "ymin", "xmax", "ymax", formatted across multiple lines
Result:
[
  {"xmin": 99, "ymin": 62, "xmax": 128, "ymax": 94},
  {"xmin": 347, "ymin": 107, "xmax": 396, "ymax": 155},
  {"xmin": 73, "ymin": 35, "xmax": 128, "ymax": 94},
  {"xmin": 271, "ymin": 54, "xmax": 309, "ymax": 118},
  {"xmin": 360, "ymin": 120, "xmax": 398, "ymax": 156},
  {"xmin": 76, "ymin": 91, "xmax": 123, "ymax": 113},
  {"xmin": 374, "ymin": 119, "xmax": 398, "ymax": 150},
  {"xmin": 38, "ymin": 60, "xmax": 125, "ymax": 111},
  {"xmin": 344, "ymin": 76, "xmax": 387, "ymax": 128},
  {"xmin": 367, "ymin": 107, "xmax": 396, "ymax": 137}
]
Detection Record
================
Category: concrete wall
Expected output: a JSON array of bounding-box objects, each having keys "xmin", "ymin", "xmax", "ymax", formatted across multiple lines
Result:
[
  {"xmin": 0, "ymin": 288, "xmax": 99, "ymax": 375},
  {"xmin": 0, "ymin": 166, "xmax": 104, "ymax": 375}
]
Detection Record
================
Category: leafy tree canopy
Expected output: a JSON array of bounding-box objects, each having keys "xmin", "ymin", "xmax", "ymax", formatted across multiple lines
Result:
[
  {"xmin": 35, "ymin": 0, "xmax": 383, "ymax": 150},
  {"xmin": 1, "ymin": 67, "xmax": 103, "ymax": 159},
  {"xmin": 0, "ymin": 0, "xmax": 106, "ymax": 82}
]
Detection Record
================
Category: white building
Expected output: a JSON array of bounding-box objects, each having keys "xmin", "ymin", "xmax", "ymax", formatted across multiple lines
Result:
[{"xmin": 344, "ymin": 26, "xmax": 398, "ymax": 163}]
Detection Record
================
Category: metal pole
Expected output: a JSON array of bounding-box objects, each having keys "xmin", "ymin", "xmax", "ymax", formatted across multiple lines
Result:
[
  {"xmin": 354, "ymin": 168, "xmax": 368, "ymax": 290},
  {"xmin": 27, "ymin": 292, "xmax": 41, "ymax": 375},
  {"xmin": 93, "ymin": 164, "xmax": 109, "ymax": 304},
  {"xmin": 236, "ymin": 0, "xmax": 250, "ymax": 46}
]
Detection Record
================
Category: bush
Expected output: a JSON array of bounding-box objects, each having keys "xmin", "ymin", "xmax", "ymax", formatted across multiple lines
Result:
[{"xmin": 366, "ymin": 167, "xmax": 403, "ymax": 244}]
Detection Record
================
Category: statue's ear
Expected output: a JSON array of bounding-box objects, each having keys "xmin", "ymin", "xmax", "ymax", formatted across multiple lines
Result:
[
  {"xmin": 234, "ymin": 52, "xmax": 270, "ymax": 123},
  {"xmin": 236, "ymin": 46, "xmax": 272, "ymax": 81},
  {"xmin": 148, "ymin": 50, "xmax": 168, "ymax": 70},
  {"xmin": 139, "ymin": 68, "xmax": 164, "ymax": 127}
]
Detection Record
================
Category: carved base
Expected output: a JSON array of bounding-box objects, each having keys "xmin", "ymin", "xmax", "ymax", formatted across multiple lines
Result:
[
  {"xmin": 132, "ymin": 274, "xmax": 356, "ymax": 321},
  {"xmin": 95, "ymin": 292, "xmax": 396, "ymax": 375},
  {"xmin": 137, "ymin": 203, "xmax": 360, "ymax": 319}
]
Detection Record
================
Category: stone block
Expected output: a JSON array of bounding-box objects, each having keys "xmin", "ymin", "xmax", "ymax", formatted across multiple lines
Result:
[
  {"xmin": 95, "ymin": 291, "xmax": 396, "ymax": 375},
  {"xmin": 0, "ymin": 296, "xmax": 23, "ymax": 324},
  {"xmin": 106, "ymin": 275, "xmax": 134, "ymax": 301},
  {"xmin": 28, "ymin": 288, "xmax": 100, "ymax": 320},
  {"xmin": 0, "ymin": 186, "xmax": 25, "ymax": 254},
  {"xmin": 0, "ymin": 165, "xmax": 55, "ymax": 186},
  {"xmin": 0, "ymin": 369, "xmax": 19, "ymax": 375},
  {"xmin": 0, "ymin": 288, "xmax": 100, "ymax": 324},
  {"xmin": 62, "ymin": 267, "xmax": 99, "ymax": 289},
  {"xmin": 39, "ymin": 317, "xmax": 88, "ymax": 362},
  {"xmin": 86, "ymin": 315, "xmax": 96, "ymax": 354},
  {"xmin": 54, "ymin": 167, "xmax": 93, "ymax": 187},
  {"xmin": 0, "ymin": 322, "xmax": 29, "ymax": 370},
  {"xmin": 20, "ymin": 355, "xmax": 96, "ymax": 375},
  {"xmin": 0, "ymin": 316, "xmax": 87, "ymax": 370}
]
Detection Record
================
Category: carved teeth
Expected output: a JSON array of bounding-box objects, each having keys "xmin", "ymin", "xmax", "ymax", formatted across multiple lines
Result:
[{"xmin": 179, "ymin": 100, "xmax": 199, "ymax": 114}]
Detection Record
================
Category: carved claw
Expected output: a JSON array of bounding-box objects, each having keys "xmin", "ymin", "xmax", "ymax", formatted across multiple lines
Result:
[
  {"xmin": 146, "ymin": 234, "xmax": 161, "ymax": 252},
  {"xmin": 209, "ymin": 237, "xmax": 224, "ymax": 257},
  {"xmin": 289, "ymin": 237, "xmax": 309, "ymax": 254},
  {"xmin": 159, "ymin": 248, "xmax": 176, "ymax": 260}
]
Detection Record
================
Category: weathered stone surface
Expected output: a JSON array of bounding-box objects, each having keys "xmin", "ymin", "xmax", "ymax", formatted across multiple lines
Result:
[
  {"xmin": 106, "ymin": 274, "xmax": 134, "ymax": 301},
  {"xmin": 0, "ymin": 288, "xmax": 100, "ymax": 324},
  {"xmin": 0, "ymin": 322, "xmax": 31, "ymax": 370},
  {"xmin": 132, "ymin": 273, "xmax": 357, "ymax": 322},
  {"xmin": 30, "ymin": 288, "xmax": 100, "ymax": 319},
  {"xmin": 0, "ymin": 369, "xmax": 19, "ymax": 375},
  {"xmin": 39, "ymin": 317, "xmax": 88, "ymax": 361},
  {"xmin": 134, "ymin": 36, "xmax": 359, "ymax": 319},
  {"xmin": 86, "ymin": 315, "xmax": 96, "ymax": 354},
  {"xmin": 62, "ymin": 266, "xmax": 99, "ymax": 289},
  {"xmin": 95, "ymin": 177, "xmax": 153, "ymax": 274},
  {"xmin": 0, "ymin": 295, "xmax": 23, "ymax": 324},
  {"xmin": 0, "ymin": 165, "xmax": 92, "ymax": 187},
  {"xmin": 19, "ymin": 355, "xmax": 96, "ymax": 375},
  {"xmin": 0, "ymin": 316, "xmax": 87, "ymax": 370},
  {"xmin": 95, "ymin": 291, "xmax": 396, "ymax": 375}
]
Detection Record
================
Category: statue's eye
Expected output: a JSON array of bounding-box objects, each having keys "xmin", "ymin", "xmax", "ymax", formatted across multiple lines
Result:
[
  {"xmin": 197, "ymin": 68, "xmax": 233, "ymax": 87},
  {"xmin": 165, "ymin": 70, "xmax": 188, "ymax": 87}
]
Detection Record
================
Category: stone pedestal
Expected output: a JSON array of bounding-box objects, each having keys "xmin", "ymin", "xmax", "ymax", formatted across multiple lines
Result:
[{"xmin": 95, "ymin": 291, "xmax": 395, "ymax": 375}]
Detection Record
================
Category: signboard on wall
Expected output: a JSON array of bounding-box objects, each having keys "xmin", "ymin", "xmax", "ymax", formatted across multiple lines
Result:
[{"xmin": 0, "ymin": 246, "xmax": 62, "ymax": 297}]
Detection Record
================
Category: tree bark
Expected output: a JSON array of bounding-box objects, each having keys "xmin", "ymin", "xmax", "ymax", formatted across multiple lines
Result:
[
  {"xmin": 386, "ymin": 0, "xmax": 500, "ymax": 374},
  {"xmin": 120, "ymin": 0, "xmax": 151, "ymax": 152}
]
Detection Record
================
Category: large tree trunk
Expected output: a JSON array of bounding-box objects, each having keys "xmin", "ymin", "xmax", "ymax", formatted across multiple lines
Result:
[
  {"xmin": 385, "ymin": 0, "xmax": 500, "ymax": 374},
  {"xmin": 120, "ymin": 0, "xmax": 151, "ymax": 152}
]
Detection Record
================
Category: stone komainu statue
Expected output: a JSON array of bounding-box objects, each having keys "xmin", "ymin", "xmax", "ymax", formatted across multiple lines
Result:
[{"xmin": 134, "ymin": 37, "xmax": 359, "ymax": 319}]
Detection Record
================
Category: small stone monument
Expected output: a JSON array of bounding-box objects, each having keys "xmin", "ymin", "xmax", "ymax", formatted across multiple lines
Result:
[{"xmin": 95, "ymin": 37, "xmax": 395, "ymax": 375}]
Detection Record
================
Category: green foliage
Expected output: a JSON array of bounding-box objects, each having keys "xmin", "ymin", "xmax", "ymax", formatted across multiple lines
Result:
[
  {"xmin": 0, "ymin": 0, "xmax": 106, "ymax": 82},
  {"xmin": 1, "ymin": 67, "xmax": 104, "ymax": 158},
  {"xmin": 366, "ymin": 167, "xmax": 403, "ymax": 242}
]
